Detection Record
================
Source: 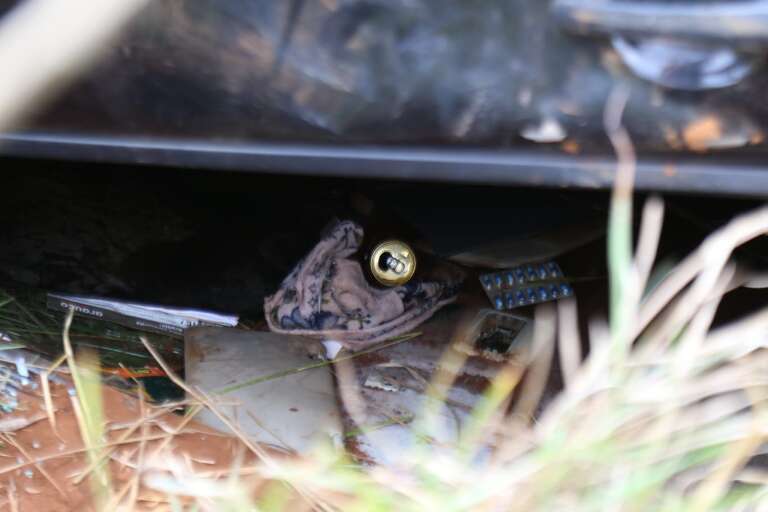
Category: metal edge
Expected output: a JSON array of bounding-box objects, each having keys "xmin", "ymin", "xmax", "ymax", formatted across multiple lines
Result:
[{"xmin": 1, "ymin": 132, "xmax": 767, "ymax": 197}]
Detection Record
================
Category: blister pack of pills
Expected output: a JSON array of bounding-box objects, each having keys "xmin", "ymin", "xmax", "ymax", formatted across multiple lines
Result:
[{"xmin": 480, "ymin": 261, "xmax": 572, "ymax": 310}]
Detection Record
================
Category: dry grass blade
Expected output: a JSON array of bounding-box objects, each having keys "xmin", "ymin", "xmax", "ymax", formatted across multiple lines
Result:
[
  {"xmin": 604, "ymin": 85, "xmax": 636, "ymax": 200},
  {"xmin": 604, "ymin": 84, "xmax": 636, "ymax": 342},
  {"xmin": 40, "ymin": 353, "xmax": 66, "ymax": 437},
  {"xmin": 0, "ymin": 433, "xmax": 176, "ymax": 476},
  {"xmin": 61, "ymin": 308, "xmax": 113, "ymax": 508},
  {"xmin": 129, "ymin": 403, "xmax": 203, "ymax": 483},
  {"xmin": 635, "ymin": 196, "xmax": 665, "ymax": 291},
  {"xmin": 689, "ymin": 390, "xmax": 768, "ymax": 512},
  {"xmin": 415, "ymin": 314, "xmax": 475, "ymax": 437},
  {"xmin": 703, "ymin": 307, "xmax": 768, "ymax": 362},
  {"xmin": 39, "ymin": 373, "xmax": 57, "ymax": 438},
  {"xmin": 636, "ymin": 206, "xmax": 768, "ymax": 338},
  {"xmin": 108, "ymin": 389, "xmax": 158, "ymax": 511},
  {"xmin": 673, "ymin": 264, "xmax": 736, "ymax": 373},
  {"xmin": 245, "ymin": 410, "xmax": 296, "ymax": 454},
  {"xmin": 217, "ymin": 331, "xmax": 420, "ymax": 394},
  {"xmin": 139, "ymin": 337, "xmax": 272, "ymax": 463},
  {"xmin": 6, "ymin": 477, "xmax": 17, "ymax": 512},
  {"xmin": 123, "ymin": 388, "xmax": 147, "ymax": 512},
  {"xmin": 72, "ymin": 401, "xmax": 198, "ymax": 486},
  {"xmin": 557, "ymin": 298, "xmax": 581, "ymax": 388},
  {"xmin": 513, "ymin": 303, "xmax": 556, "ymax": 423},
  {"xmin": 139, "ymin": 336, "xmax": 333, "ymax": 512},
  {"xmin": 1, "ymin": 433, "xmax": 66, "ymax": 498}
]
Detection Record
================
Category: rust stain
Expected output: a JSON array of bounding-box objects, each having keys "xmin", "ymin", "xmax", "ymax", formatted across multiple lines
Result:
[
  {"xmin": 353, "ymin": 352, "xmax": 390, "ymax": 366},
  {"xmin": 662, "ymin": 125, "xmax": 682, "ymax": 150},
  {"xmin": 750, "ymin": 132, "xmax": 765, "ymax": 145},
  {"xmin": 344, "ymin": 435, "xmax": 375, "ymax": 465},
  {"xmin": 600, "ymin": 48, "xmax": 624, "ymax": 76},
  {"xmin": 561, "ymin": 140, "xmax": 580, "ymax": 155},
  {"xmin": 452, "ymin": 373, "xmax": 491, "ymax": 394},
  {"xmin": 186, "ymin": 339, "xmax": 204, "ymax": 363},
  {"xmin": 663, "ymin": 164, "xmax": 677, "ymax": 178},
  {"xmin": 557, "ymin": 101, "xmax": 583, "ymax": 116},
  {"xmin": 683, "ymin": 116, "xmax": 722, "ymax": 152},
  {"xmin": 338, "ymin": 408, "xmax": 377, "ymax": 464}
]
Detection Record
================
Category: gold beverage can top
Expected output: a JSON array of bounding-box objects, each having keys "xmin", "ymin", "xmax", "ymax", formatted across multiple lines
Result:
[{"xmin": 369, "ymin": 240, "xmax": 417, "ymax": 287}]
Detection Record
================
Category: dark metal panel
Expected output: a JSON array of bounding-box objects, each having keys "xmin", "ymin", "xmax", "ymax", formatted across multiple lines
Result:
[
  {"xmin": 13, "ymin": 0, "xmax": 768, "ymax": 154},
  {"xmin": 2, "ymin": 133, "xmax": 767, "ymax": 197}
]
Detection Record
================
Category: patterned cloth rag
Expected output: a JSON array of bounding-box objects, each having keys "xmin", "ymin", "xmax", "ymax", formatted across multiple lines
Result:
[{"xmin": 264, "ymin": 220, "xmax": 464, "ymax": 349}]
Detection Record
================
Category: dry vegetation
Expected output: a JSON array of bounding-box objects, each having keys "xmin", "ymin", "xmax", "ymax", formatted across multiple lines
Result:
[{"xmin": 0, "ymin": 194, "xmax": 766, "ymax": 511}]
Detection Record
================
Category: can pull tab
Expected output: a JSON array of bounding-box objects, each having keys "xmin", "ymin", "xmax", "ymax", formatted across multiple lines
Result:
[
  {"xmin": 369, "ymin": 240, "xmax": 417, "ymax": 287},
  {"xmin": 384, "ymin": 254, "xmax": 407, "ymax": 274}
]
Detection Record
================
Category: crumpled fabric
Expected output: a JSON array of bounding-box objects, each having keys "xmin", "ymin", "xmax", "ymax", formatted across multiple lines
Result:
[{"xmin": 264, "ymin": 220, "xmax": 463, "ymax": 349}]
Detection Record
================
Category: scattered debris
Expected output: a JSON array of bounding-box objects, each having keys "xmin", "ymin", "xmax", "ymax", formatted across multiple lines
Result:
[
  {"xmin": 321, "ymin": 340, "xmax": 344, "ymax": 359},
  {"xmin": 461, "ymin": 309, "xmax": 532, "ymax": 361},
  {"xmin": 363, "ymin": 371, "xmax": 401, "ymax": 393},
  {"xmin": 337, "ymin": 306, "xmax": 534, "ymax": 466}
]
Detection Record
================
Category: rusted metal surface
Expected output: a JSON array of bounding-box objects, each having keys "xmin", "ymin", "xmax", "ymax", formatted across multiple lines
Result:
[
  {"xmin": 3, "ymin": 1, "xmax": 768, "ymax": 193},
  {"xmin": 7, "ymin": 0, "xmax": 768, "ymax": 154}
]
